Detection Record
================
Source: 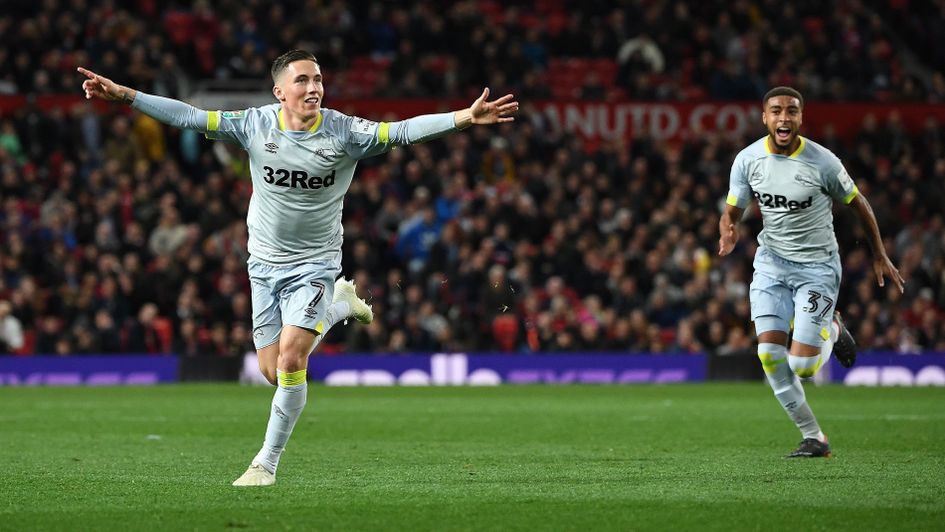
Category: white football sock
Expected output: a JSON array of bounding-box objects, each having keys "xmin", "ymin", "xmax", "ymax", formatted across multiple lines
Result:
[
  {"xmin": 759, "ymin": 343, "xmax": 823, "ymax": 440},
  {"xmin": 310, "ymin": 301, "xmax": 350, "ymax": 350},
  {"xmin": 817, "ymin": 320, "xmax": 840, "ymax": 370},
  {"xmin": 253, "ymin": 369, "xmax": 308, "ymax": 474}
]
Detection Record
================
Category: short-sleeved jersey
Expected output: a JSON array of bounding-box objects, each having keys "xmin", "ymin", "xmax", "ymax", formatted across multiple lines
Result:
[
  {"xmin": 727, "ymin": 136, "xmax": 859, "ymax": 263},
  {"xmin": 205, "ymin": 104, "xmax": 393, "ymax": 264}
]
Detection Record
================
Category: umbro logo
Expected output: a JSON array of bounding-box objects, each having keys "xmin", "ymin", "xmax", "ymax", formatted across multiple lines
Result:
[{"xmin": 265, "ymin": 142, "xmax": 279, "ymax": 154}]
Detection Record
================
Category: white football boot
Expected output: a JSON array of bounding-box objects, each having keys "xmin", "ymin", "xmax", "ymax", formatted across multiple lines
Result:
[
  {"xmin": 333, "ymin": 278, "xmax": 374, "ymax": 324},
  {"xmin": 232, "ymin": 462, "xmax": 276, "ymax": 487}
]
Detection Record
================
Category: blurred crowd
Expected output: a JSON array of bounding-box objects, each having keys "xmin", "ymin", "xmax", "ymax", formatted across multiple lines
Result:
[
  {"xmin": 1, "ymin": 1, "xmax": 944, "ymax": 356},
  {"xmin": 2, "ymin": 0, "xmax": 945, "ymax": 102},
  {"xmin": 1, "ymin": 102, "xmax": 944, "ymax": 356}
]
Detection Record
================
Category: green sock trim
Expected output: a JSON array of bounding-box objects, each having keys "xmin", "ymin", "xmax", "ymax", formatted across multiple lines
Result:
[{"xmin": 277, "ymin": 369, "xmax": 307, "ymax": 387}]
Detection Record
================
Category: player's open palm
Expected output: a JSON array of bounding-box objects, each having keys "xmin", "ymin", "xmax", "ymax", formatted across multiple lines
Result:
[
  {"xmin": 874, "ymin": 255, "xmax": 905, "ymax": 293},
  {"xmin": 718, "ymin": 223, "xmax": 738, "ymax": 256},
  {"xmin": 77, "ymin": 67, "xmax": 125, "ymax": 101},
  {"xmin": 470, "ymin": 88, "xmax": 519, "ymax": 125}
]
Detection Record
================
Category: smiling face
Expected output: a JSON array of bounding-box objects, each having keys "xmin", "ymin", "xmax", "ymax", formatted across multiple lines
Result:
[
  {"xmin": 762, "ymin": 95, "xmax": 803, "ymax": 154},
  {"xmin": 272, "ymin": 59, "xmax": 323, "ymax": 120}
]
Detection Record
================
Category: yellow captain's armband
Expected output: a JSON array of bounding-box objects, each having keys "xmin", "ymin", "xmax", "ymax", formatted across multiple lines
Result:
[
  {"xmin": 378, "ymin": 122, "xmax": 390, "ymax": 144},
  {"xmin": 726, "ymin": 194, "xmax": 740, "ymax": 206},
  {"xmin": 207, "ymin": 111, "xmax": 220, "ymax": 131},
  {"xmin": 842, "ymin": 186, "xmax": 859, "ymax": 204}
]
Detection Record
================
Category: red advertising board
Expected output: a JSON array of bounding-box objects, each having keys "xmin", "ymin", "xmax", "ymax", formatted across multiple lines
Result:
[
  {"xmin": 534, "ymin": 101, "xmax": 945, "ymax": 143},
  {"xmin": 3, "ymin": 95, "xmax": 943, "ymax": 143}
]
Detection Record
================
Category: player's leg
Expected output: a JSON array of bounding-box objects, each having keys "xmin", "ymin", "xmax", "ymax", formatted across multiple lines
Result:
[
  {"xmin": 811, "ymin": 253, "xmax": 856, "ymax": 368},
  {"xmin": 234, "ymin": 265, "xmax": 374, "ymax": 486},
  {"xmin": 756, "ymin": 319, "xmax": 828, "ymax": 456},
  {"xmin": 750, "ymin": 248, "xmax": 825, "ymax": 455},
  {"xmin": 794, "ymin": 315, "xmax": 853, "ymax": 378},
  {"xmin": 789, "ymin": 256, "xmax": 843, "ymax": 379},
  {"xmin": 782, "ymin": 333, "xmax": 831, "ymax": 457},
  {"xmin": 755, "ymin": 325, "xmax": 791, "ymax": 408},
  {"xmin": 233, "ymin": 262, "xmax": 285, "ymax": 486},
  {"xmin": 830, "ymin": 311, "xmax": 857, "ymax": 368},
  {"xmin": 234, "ymin": 324, "xmax": 315, "ymax": 487},
  {"xmin": 234, "ymin": 261, "xmax": 337, "ymax": 486},
  {"xmin": 256, "ymin": 342, "xmax": 279, "ymax": 385},
  {"xmin": 252, "ymin": 325, "xmax": 316, "ymax": 475},
  {"xmin": 250, "ymin": 278, "xmax": 372, "ymax": 380},
  {"xmin": 308, "ymin": 277, "xmax": 373, "ymax": 352},
  {"xmin": 814, "ymin": 255, "xmax": 851, "ymax": 370},
  {"xmin": 787, "ymin": 337, "xmax": 823, "ymax": 378},
  {"xmin": 781, "ymin": 259, "xmax": 844, "ymax": 457},
  {"xmin": 248, "ymin": 261, "xmax": 283, "ymax": 385}
]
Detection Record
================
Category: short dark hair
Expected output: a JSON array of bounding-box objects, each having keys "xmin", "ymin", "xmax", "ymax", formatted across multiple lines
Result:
[
  {"xmin": 763, "ymin": 86, "xmax": 804, "ymax": 108},
  {"xmin": 271, "ymin": 50, "xmax": 318, "ymax": 83}
]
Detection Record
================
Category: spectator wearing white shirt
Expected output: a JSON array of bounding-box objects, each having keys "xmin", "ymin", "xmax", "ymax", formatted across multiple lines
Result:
[{"xmin": 0, "ymin": 300, "xmax": 24, "ymax": 353}]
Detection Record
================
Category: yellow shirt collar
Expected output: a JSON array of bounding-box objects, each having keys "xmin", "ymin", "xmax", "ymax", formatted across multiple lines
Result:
[
  {"xmin": 278, "ymin": 108, "xmax": 323, "ymax": 133},
  {"xmin": 765, "ymin": 135, "xmax": 806, "ymax": 158}
]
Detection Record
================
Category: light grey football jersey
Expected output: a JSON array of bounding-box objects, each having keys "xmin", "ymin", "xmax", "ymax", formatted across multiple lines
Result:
[
  {"xmin": 727, "ymin": 136, "xmax": 859, "ymax": 263},
  {"xmin": 130, "ymin": 92, "xmax": 457, "ymax": 265},
  {"xmin": 206, "ymin": 105, "xmax": 394, "ymax": 264}
]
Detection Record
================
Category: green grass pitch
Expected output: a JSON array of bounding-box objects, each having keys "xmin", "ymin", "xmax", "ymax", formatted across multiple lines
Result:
[{"xmin": 1, "ymin": 384, "xmax": 943, "ymax": 531}]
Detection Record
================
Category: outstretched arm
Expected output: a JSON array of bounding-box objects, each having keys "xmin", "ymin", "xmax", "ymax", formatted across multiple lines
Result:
[
  {"xmin": 78, "ymin": 67, "xmax": 209, "ymax": 131},
  {"xmin": 453, "ymin": 87, "xmax": 519, "ymax": 128},
  {"xmin": 849, "ymin": 192, "xmax": 905, "ymax": 292},
  {"xmin": 382, "ymin": 88, "xmax": 519, "ymax": 146},
  {"xmin": 718, "ymin": 204, "xmax": 744, "ymax": 256},
  {"xmin": 78, "ymin": 67, "xmax": 137, "ymax": 103}
]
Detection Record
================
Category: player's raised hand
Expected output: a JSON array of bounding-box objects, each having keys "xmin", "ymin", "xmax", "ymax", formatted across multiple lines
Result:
[
  {"xmin": 469, "ymin": 87, "xmax": 519, "ymax": 125},
  {"xmin": 718, "ymin": 223, "xmax": 738, "ymax": 256},
  {"xmin": 77, "ymin": 67, "xmax": 131, "ymax": 102},
  {"xmin": 873, "ymin": 254, "xmax": 905, "ymax": 293}
]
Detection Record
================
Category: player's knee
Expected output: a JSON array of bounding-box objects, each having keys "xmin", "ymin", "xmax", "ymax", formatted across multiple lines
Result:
[
  {"xmin": 788, "ymin": 354, "xmax": 820, "ymax": 378},
  {"xmin": 278, "ymin": 330, "xmax": 318, "ymax": 370},
  {"xmin": 757, "ymin": 343, "xmax": 787, "ymax": 376},
  {"xmin": 277, "ymin": 349, "xmax": 309, "ymax": 373}
]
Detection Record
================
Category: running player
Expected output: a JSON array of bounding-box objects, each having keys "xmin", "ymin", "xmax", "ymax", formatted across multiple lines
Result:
[
  {"xmin": 78, "ymin": 49, "xmax": 518, "ymax": 485},
  {"xmin": 718, "ymin": 86, "xmax": 904, "ymax": 458}
]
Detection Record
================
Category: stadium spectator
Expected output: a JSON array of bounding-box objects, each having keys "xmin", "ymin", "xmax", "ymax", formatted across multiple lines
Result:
[
  {"xmin": 126, "ymin": 303, "xmax": 167, "ymax": 354},
  {"xmin": 3, "ymin": 96, "xmax": 944, "ymax": 355},
  {"xmin": 0, "ymin": 2, "xmax": 941, "ymax": 103},
  {"xmin": 0, "ymin": 300, "xmax": 24, "ymax": 353},
  {"xmin": 92, "ymin": 309, "xmax": 122, "ymax": 354}
]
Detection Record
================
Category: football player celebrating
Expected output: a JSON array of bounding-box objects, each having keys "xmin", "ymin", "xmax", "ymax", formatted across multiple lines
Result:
[
  {"xmin": 719, "ymin": 87, "xmax": 904, "ymax": 458},
  {"xmin": 80, "ymin": 50, "xmax": 518, "ymax": 485}
]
